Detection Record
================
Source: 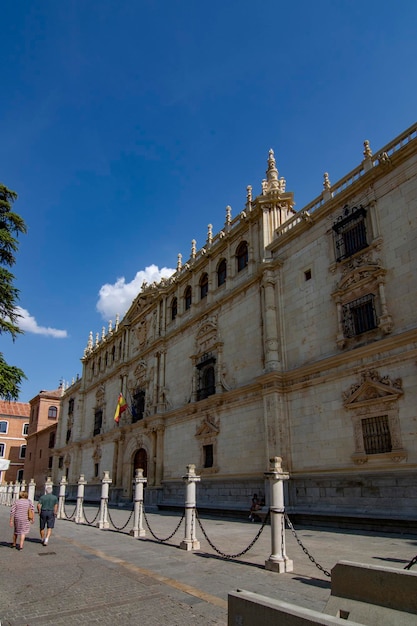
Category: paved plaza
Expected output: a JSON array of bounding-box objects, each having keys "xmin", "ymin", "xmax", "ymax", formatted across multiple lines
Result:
[{"xmin": 1, "ymin": 504, "xmax": 417, "ymax": 625}]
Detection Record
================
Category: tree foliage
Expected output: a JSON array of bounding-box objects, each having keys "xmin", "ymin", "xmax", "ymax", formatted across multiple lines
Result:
[{"xmin": 0, "ymin": 184, "xmax": 27, "ymax": 400}]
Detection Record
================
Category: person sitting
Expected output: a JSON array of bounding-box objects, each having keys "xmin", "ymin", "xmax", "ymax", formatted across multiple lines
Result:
[{"xmin": 249, "ymin": 493, "xmax": 261, "ymax": 522}]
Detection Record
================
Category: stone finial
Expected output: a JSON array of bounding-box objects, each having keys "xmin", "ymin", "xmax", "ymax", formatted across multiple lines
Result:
[
  {"xmin": 266, "ymin": 148, "xmax": 280, "ymax": 191},
  {"xmin": 225, "ymin": 205, "xmax": 232, "ymax": 225},
  {"xmin": 261, "ymin": 179, "xmax": 268, "ymax": 194},
  {"xmin": 247, "ymin": 185, "xmax": 252, "ymax": 203},
  {"xmin": 207, "ymin": 224, "xmax": 213, "ymax": 244},
  {"xmin": 363, "ymin": 140, "xmax": 373, "ymax": 159},
  {"xmin": 279, "ymin": 177, "xmax": 286, "ymax": 193},
  {"xmin": 108, "ymin": 320, "xmax": 112, "ymax": 334},
  {"xmin": 323, "ymin": 172, "xmax": 331, "ymax": 190},
  {"xmin": 95, "ymin": 332, "xmax": 99, "ymax": 347},
  {"xmin": 101, "ymin": 326, "xmax": 106, "ymax": 341},
  {"xmin": 191, "ymin": 239, "xmax": 196, "ymax": 259},
  {"xmin": 177, "ymin": 253, "xmax": 182, "ymax": 271},
  {"xmin": 115, "ymin": 314, "xmax": 120, "ymax": 331},
  {"xmin": 87, "ymin": 331, "xmax": 93, "ymax": 351}
]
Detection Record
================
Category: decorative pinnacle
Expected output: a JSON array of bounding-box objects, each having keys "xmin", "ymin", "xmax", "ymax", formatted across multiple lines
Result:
[
  {"xmin": 207, "ymin": 224, "xmax": 213, "ymax": 244},
  {"xmin": 323, "ymin": 172, "xmax": 331, "ymax": 190},
  {"xmin": 266, "ymin": 148, "xmax": 279, "ymax": 190},
  {"xmin": 225, "ymin": 205, "xmax": 232, "ymax": 225},
  {"xmin": 87, "ymin": 331, "xmax": 93, "ymax": 351},
  {"xmin": 191, "ymin": 239, "xmax": 196, "ymax": 259},
  {"xmin": 177, "ymin": 253, "xmax": 182, "ymax": 271},
  {"xmin": 363, "ymin": 140, "xmax": 373, "ymax": 159}
]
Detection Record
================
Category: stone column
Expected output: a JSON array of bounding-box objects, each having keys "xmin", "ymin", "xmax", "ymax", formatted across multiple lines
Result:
[
  {"xmin": 264, "ymin": 456, "xmax": 293, "ymax": 573},
  {"xmin": 180, "ymin": 464, "xmax": 200, "ymax": 551},
  {"xmin": 262, "ymin": 270, "xmax": 280, "ymax": 371},
  {"xmin": 57, "ymin": 476, "xmax": 67, "ymax": 519},
  {"xmin": 98, "ymin": 471, "xmax": 112, "ymax": 529},
  {"xmin": 155, "ymin": 424, "xmax": 165, "ymax": 486},
  {"xmin": 75, "ymin": 474, "xmax": 87, "ymax": 524},
  {"xmin": 28, "ymin": 478, "xmax": 36, "ymax": 504},
  {"xmin": 131, "ymin": 469, "xmax": 147, "ymax": 538},
  {"xmin": 44, "ymin": 476, "xmax": 54, "ymax": 494},
  {"xmin": 20, "ymin": 479, "xmax": 27, "ymax": 493}
]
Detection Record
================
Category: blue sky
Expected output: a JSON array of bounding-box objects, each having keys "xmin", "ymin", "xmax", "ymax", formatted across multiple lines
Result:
[{"xmin": 1, "ymin": 1, "xmax": 416, "ymax": 402}]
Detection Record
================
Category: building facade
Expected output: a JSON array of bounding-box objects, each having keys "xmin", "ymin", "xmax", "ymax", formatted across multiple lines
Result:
[
  {"xmin": 54, "ymin": 123, "xmax": 417, "ymax": 522},
  {"xmin": 0, "ymin": 401, "xmax": 30, "ymax": 483},
  {"xmin": 24, "ymin": 388, "xmax": 62, "ymax": 495}
]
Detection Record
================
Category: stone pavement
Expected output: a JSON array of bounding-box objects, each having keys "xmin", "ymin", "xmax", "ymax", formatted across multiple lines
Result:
[{"xmin": 1, "ymin": 504, "xmax": 417, "ymax": 625}]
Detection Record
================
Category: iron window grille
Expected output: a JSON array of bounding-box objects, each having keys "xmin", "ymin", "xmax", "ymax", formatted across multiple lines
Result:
[
  {"xmin": 200, "ymin": 274, "xmax": 209, "ymax": 299},
  {"xmin": 217, "ymin": 259, "xmax": 227, "ymax": 286},
  {"xmin": 362, "ymin": 415, "xmax": 392, "ymax": 454},
  {"xmin": 203, "ymin": 444, "xmax": 214, "ymax": 468},
  {"xmin": 93, "ymin": 410, "xmax": 103, "ymax": 436},
  {"xmin": 196, "ymin": 355, "xmax": 216, "ymax": 401},
  {"xmin": 132, "ymin": 389, "xmax": 145, "ymax": 423},
  {"xmin": 343, "ymin": 294, "xmax": 377, "ymax": 337},
  {"xmin": 185, "ymin": 286, "xmax": 192, "ymax": 310},
  {"xmin": 333, "ymin": 205, "xmax": 368, "ymax": 261},
  {"xmin": 236, "ymin": 241, "xmax": 248, "ymax": 272}
]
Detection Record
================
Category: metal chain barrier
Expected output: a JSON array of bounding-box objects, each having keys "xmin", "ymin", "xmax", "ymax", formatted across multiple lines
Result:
[
  {"xmin": 196, "ymin": 508, "xmax": 270, "ymax": 559},
  {"xmin": 404, "ymin": 554, "xmax": 417, "ymax": 570},
  {"xmin": 63, "ymin": 502, "xmax": 77, "ymax": 520},
  {"xmin": 82, "ymin": 503, "xmax": 101, "ymax": 525},
  {"xmin": 107, "ymin": 503, "xmax": 135, "ymax": 531},
  {"xmin": 284, "ymin": 513, "xmax": 331, "ymax": 578},
  {"xmin": 143, "ymin": 507, "xmax": 184, "ymax": 542}
]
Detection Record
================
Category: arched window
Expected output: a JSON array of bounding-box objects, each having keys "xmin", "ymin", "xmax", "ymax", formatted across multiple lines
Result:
[
  {"xmin": 236, "ymin": 241, "xmax": 248, "ymax": 272},
  {"xmin": 200, "ymin": 273, "xmax": 208, "ymax": 300},
  {"xmin": 48, "ymin": 406, "xmax": 58, "ymax": 419},
  {"xmin": 217, "ymin": 259, "xmax": 227, "ymax": 287},
  {"xmin": 171, "ymin": 296, "xmax": 178, "ymax": 320},
  {"xmin": 184, "ymin": 285, "xmax": 192, "ymax": 310}
]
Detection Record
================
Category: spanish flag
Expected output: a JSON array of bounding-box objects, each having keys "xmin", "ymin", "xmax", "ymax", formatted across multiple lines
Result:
[{"xmin": 114, "ymin": 393, "xmax": 128, "ymax": 423}]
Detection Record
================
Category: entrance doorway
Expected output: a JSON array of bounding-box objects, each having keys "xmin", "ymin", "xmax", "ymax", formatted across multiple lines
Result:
[{"xmin": 134, "ymin": 448, "xmax": 148, "ymax": 478}]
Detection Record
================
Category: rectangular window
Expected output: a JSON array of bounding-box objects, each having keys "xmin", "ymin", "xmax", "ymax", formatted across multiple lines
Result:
[
  {"xmin": 343, "ymin": 294, "xmax": 377, "ymax": 337},
  {"xmin": 23, "ymin": 423, "xmax": 29, "ymax": 435},
  {"xmin": 49, "ymin": 432, "xmax": 55, "ymax": 448},
  {"xmin": 0, "ymin": 443, "xmax": 5, "ymax": 457},
  {"xmin": 362, "ymin": 415, "xmax": 392, "ymax": 454},
  {"xmin": 203, "ymin": 444, "xmax": 213, "ymax": 468},
  {"xmin": 0, "ymin": 421, "xmax": 8, "ymax": 434},
  {"xmin": 333, "ymin": 206, "xmax": 368, "ymax": 261},
  {"xmin": 48, "ymin": 456, "xmax": 53, "ymax": 469},
  {"xmin": 66, "ymin": 429, "xmax": 72, "ymax": 444},
  {"xmin": 19, "ymin": 445, "xmax": 26, "ymax": 459},
  {"xmin": 58, "ymin": 456, "xmax": 63, "ymax": 469}
]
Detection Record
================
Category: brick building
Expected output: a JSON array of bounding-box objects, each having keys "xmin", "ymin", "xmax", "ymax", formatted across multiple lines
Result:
[
  {"xmin": 0, "ymin": 401, "xmax": 30, "ymax": 483},
  {"xmin": 24, "ymin": 388, "xmax": 62, "ymax": 494}
]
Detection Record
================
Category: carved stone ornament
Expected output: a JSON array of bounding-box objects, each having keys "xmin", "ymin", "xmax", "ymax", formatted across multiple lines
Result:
[
  {"xmin": 135, "ymin": 320, "xmax": 147, "ymax": 349},
  {"xmin": 343, "ymin": 370, "xmax": 402, "ymax": 406},
  {"xmin": 133, "ymin": 361, "xmax": 147, "ymax": 385},
  {"xmin": 195, "ymin": 315, "xmax": 220, "ymax": 354},
  {"xmin": 92, "ymin": 445, "xmax": 102, "ymax": 462},
  {"xmin": 96, "ymin": 384, "xmax": 105, "ymax": 406},
  {"xmin": 195, "ymin": 415, "xmax": 220, "ymax": 441}
]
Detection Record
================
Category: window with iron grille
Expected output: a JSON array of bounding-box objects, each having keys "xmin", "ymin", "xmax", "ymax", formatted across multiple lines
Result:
[
  {"xmin": 184, "ymin": 285, "xmax": 192, "ymax": 310},
  {"xmin": 196, "ymin": 356, "xmax": 216, "ymax": 401},
  {"xmin": 236, "ymin": 241, "xmax": 248, "ymax": 272},
  {"xmin": 93, "ymin": 410, "xmax": 103, "ymax": 436},
  {"xmin": 200, "ymin": 273, "xmax": 208, "ymax": 299},
  {"xmin": 333, "ymin": 206, "xmax": 368, "ymax": 261},
  {"xmin": 362, "ymin": 415, "xmax": 392, "ymax": 454},
  {"xmin": 132, "ymin": 389, "xmax": 145, "ymax": 423},
  {"xmin": 343, "ymin": 294, "xmax": 377, "ymax": 337}
]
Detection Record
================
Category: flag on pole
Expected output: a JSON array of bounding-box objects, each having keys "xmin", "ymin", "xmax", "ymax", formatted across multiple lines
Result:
[{"xmin": 114, "ymin": 392, "xmax": 128, "ymax": 423}]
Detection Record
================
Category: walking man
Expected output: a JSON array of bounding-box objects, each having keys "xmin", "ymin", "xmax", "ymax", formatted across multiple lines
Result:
[{"xmin": 37, "ymin": 485, "xmax": 58, "ymax": 546}]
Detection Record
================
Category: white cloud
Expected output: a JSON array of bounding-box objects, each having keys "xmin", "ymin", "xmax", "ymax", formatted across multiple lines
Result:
[
  {"xmin": 96, "ymin": 264, "xmax": 176, "ymax": 320},
  {"xmin": 16, "ymin": 307, "xmax": 68, "ymax": 338}
]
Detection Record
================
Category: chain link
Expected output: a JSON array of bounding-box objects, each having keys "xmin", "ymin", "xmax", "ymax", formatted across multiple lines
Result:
[
  {"xmin": 107, "ymin": 503, "xmax": 135, "ymax": 531},
  {"xmin": 63, "ymin": 502, "xmax": 77, "ymax": 520},
  {"xmin": 82, "ymin": 503, "xmax": 101, "ymax": 525},
  {"xmin": 404, "ymin": 554, "xmax": 417, "ymax": 570},
  {"xmin": 143, "ymin": 507, "xmax": 184, "ymax": 542},
  {"xmin": 285, "ymin": 513, "xmax": 331, "ymax": 577},
  {"xmin": 196, "ymin": 508, "xmax": 270, "ymax": 559}
]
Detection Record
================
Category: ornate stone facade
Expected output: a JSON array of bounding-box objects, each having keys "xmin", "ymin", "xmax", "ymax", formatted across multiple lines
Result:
[{"xmin": 53, "ymin": 123, "xmax": 417, "ymax": 522}]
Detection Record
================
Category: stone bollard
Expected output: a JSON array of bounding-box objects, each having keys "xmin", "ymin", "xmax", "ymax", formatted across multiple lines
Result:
[
  {"xmin": 57, "ymin": 476, "xmax": 67, "ymax": 519},
  {"xmin": 75, "ymin": 474, "xmax": 87, "ymax": 524},
  {"xmin": 131, "ymin": 468, "xmax": 147, "ymax": 538},
  {"xmin": 44, "ymin": 476, "xmax": 54, "ymax": 494},
  {"xmin": 180, "ymin": 464, "xmax": 200, "ymax": 551},
  {"xmin": 7, "ymin": 482, "xmax": 14, "ymax": 506},
  {"xmin": 98, "ymin": 471, "xmax": 112, "ymax": 529},
  {"xmin": 264, "ymin": 456, "xmax": 293, "ymax": 573},
  {"xmin": 28, "ymin": 478, "xmax": 36, "ymax": 504},
  {"xmin": 20, "ymin": 479, "xmax": 27, "ymax": 493},
  {"xmin": 12, "ymin": 481, "xmax": 20, "ymax": 503}
]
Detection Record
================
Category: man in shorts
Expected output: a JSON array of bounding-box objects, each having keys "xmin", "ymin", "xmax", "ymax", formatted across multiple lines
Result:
[{"xmin": 37, "ymin": 485, "xmax": 59, "ymax": 546}]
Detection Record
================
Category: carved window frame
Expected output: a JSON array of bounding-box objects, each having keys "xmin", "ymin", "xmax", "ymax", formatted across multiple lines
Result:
[{"xmin": 195, "ymin": 415, "xmax": 220, "ymax": 475}]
